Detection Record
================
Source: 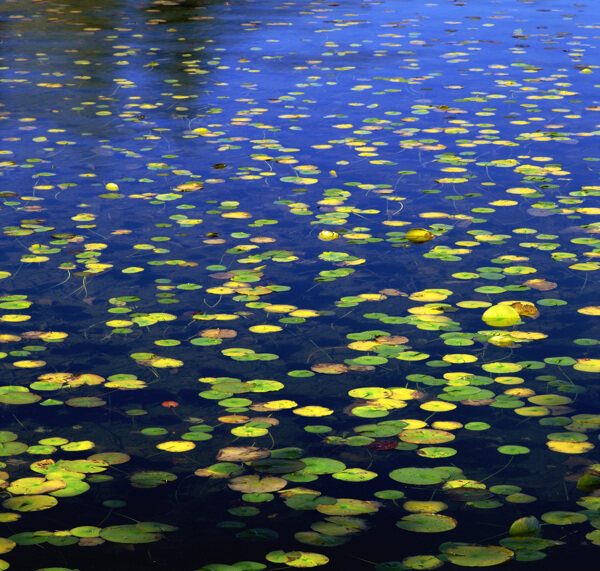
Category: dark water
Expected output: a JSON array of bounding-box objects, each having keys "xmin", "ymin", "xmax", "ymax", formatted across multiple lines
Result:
[{"xmin": 1, "ymin": 0, "xmax": 599, "ymax": 569}]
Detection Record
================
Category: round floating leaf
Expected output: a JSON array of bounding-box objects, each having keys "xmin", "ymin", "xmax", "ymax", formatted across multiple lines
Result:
[
  {"xmin": 2, "ymin": 495, "xmax": 58, "ymax": 512},
  {"xmin": 528, "ymin": 394, "xmax": 572, "ymax": 406},
  {"xmin": 417, "ymin": 447, "xmax": 457, "ymax": 459},
  {"xmin": 399, "ymin": 429, "xmax": 455, "ymax": 445},
  {"xmin": 540, "ymin": 511, "xmax": 587, "ymax": 525},
  {"xmin": 465, "ymin": 422, "xmax": 491, "ymax": 431},
  {"xmin": 12, "ymin": 360, "xmax": 46, "ymax": 369},
  {"xmin": 88, "ymin": 452, "xmax": 130, "ymax": 465},
  {"xmin": 348, "ymin": 387, "xmax": 391, "ymax": 399},
  {"xmin": 141, "ymin": 427, "xmax": 169, "ymax": 436},
  {"xmin": 420, "ymin": 401, "xmax": 457, "ymax": 412},
  {"xmin": 402, "ymin": 555, "xmax": 443, "ymax": 569},
  {"xmin": 547, "ymin": 441, "xmax": 594, "ymax": 454},
  {"xmin": 403, "ymin": 501, "xmax": 448, "ymax": 514},
  {"xmin": 505, "ymin": 493, "xmax": 537, "ymax": 504},
  {"xmin": 0, "ymin": 442, "xmax": 28, "ymax": 456},
  {"xmin": 70, "ymin": 525, "xmax": 102, "ymax": 538},
  {"xmin": 265, "ymin": 550, "xmax": 329, "ymax": 568},
  {"xmin": 0, "ymin": 391, "xmax": 41, "ymax": 405},
  {"xmin": 574, "ymin": 359, "xmax": 600, "ymax": 372},
  {"xmin": 156, "ymin": 440, "xmax": 196, "ymax": 453},
  {"xmin": 316, "ymin": 498, "xmax": 380, "ymax": 516},
  {"xmin": 489, "ymin": 485, "xmax": 521, "ymax": 496},
  {"xmin": 66, "ymin": 397, "xmax": 106, "ymax": 408},
  {"xmin": 389, "ymin": 467, "xmax": 449, "ymax": 486},
  {"xmin": 217, "ymin": 447, "xmax": 270, "ymax": 463},
  {"xmin": 374, "ymin": 490, "xmax": 405, "ymax": 500},
  {"xmin": 0, "ymin": 432, "xmax": 18, "ymax": 443},
  {"xmin": 294, "ymin": 531, "xmax": 347, "ymax": 547},
  {"xmin": 293, "ymin": 406, "xmax": 333, "ymax": 417},
  {"xmin": 332, "ymin": 468, "xmax": 378, "ymax": 482},
  {"xmin": 251, "ymin": 459, "xmax": 306, "ymax": 474},
  {"xmin": 0, "ymin": 539, "xmax": 14, "ymax": 556},
  {"xmin": 310, "ymin": 363, "xmax": 348, "ymax": 375},
  {"xmin": 61, "ymin": 440, "xmax": 94, "ymax": 452},
  {"xmin": 99, "ymin": 524, "xmax": 163, "ymax": 544},
  {"xmin": 228, "ymin": 475, "xmax": 287, "ymax": 493},
  {"xmin": 482, "ymin": 362, "xmax": 522, "ymax": 374},
  {"xmin": 301, "ymin": 457, "xmax": 346, "ymax": 475},
  {"xmin": 7, "ymin": 477, "xmax": 66, "ymax": 495},
  {"xmin": 349, "ymin": 355, "xmax": 388, "ymax": 366},
  {"xmin": 395, "ymin": 513, "xmax": 457, "ymax": 533},
  {"xmin": 58, "ymin": 459, "xmax": 108, "ymax": 473},
  {"xmin": 443, "ymin": 544, "xmax": 514, "ymax": 567},
  {"xmin": 231, "ymin": 426, "xmax": 269, "ymax": 437},
  {"xmin": 497, "ymin": 445, "xmax": 530, "ymax": 455},
  {"xmin": 50, "ymin": 479, "xmax": 90, "ymax": 497},
  {"xmin": 349, "ymin": 405, "xmax": 389, "ymax": 418}
]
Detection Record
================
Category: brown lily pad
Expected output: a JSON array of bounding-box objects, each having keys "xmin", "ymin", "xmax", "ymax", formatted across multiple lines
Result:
[{"xmin": 216, "ymin": 446, "xmax": 270, "ymax": 462}]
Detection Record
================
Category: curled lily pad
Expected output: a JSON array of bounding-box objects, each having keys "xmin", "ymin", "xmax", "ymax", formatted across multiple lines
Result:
[{"xmin": 509, "ymin": 516, "xmax": 540, "ymax": 537}]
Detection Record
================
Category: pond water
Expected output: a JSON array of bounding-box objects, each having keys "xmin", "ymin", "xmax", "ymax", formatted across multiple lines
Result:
[{"xmin": 1, "ymin": 0, "xmax": 600, "ymax": 569}]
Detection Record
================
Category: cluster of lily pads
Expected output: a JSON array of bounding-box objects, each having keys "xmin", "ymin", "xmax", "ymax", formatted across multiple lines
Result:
[{"xmin": 1, "ymin": 0, "xmax": 600, "ymax": 569}]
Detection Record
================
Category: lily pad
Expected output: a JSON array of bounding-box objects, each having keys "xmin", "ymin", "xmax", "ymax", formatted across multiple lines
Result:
[{"xmin": 442, "ymin": 543, "xmax": 514, "ymax": 567}]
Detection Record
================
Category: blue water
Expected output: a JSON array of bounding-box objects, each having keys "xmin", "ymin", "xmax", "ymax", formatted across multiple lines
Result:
[{"xmin": 0, "ymin": 0, "xmax": 599, "ymax": 569}]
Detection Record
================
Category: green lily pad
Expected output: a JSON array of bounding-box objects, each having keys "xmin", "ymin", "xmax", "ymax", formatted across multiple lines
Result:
[
  {"xmin": 301, "ymin": 457, "xmax": 346, "ymax": 475},
  {"xmin": 540, "ymin": 511, "xmax": 587, "ymax": 525},
  {"xmin": 2, "ymin": 495, "xmax": 58, "ymax": 512},
  {"xmin": 265, "ymin": 550, "xmax": 329, "ymax": 567},
  {"xmin": 0, "ymin": 442, "xmax": 28, "ymax": 456},
  {"xmin": 99, "ymin": 524, "xmax": 164, "ymax": 544},
  {"xmin": 332, "ymin": 468, "xmax": 378, "ymax": 482},
  {"xmin": 497, "ymin": 445, "xmax": 530, "ymax": 455},
  {"xmin": 389, "ymin": 467, "xmax": 451, "ymax": 485},
  {"xmin": 395, "ymin": 514, "xmax": 457, "ymax": 533},
  {"xmin": 442, "ymin": 543, "xmax": 514, "ymax": 567}
]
